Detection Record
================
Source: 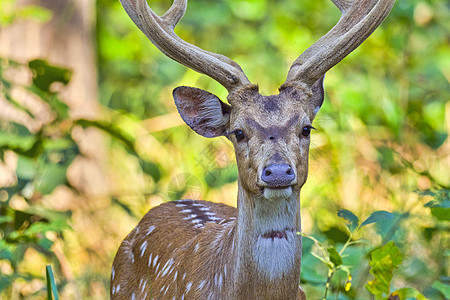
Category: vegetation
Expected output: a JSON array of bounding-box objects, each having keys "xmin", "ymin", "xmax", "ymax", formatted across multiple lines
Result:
[{"xmin": 0, "ymin": 0, "xmax": 449, "ymax": 299}]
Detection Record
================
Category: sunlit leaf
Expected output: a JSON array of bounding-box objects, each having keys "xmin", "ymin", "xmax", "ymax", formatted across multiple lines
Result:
[
  {"xmin": 390, "ymin": 287, "xmax": 427, "ymax": 300},
  {"xmin": 366, "ymin": 241, "xmax": 403, "ymax": 299}
]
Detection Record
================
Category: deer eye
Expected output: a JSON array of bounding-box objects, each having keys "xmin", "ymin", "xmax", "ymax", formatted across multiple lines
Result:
[
  {"xmin": 233, "ymin": 130, "xmax": 245, "ymax": 142},
  {"xmin": 301, "ymin": 126, "xmax": 314, "ymax": 137}
]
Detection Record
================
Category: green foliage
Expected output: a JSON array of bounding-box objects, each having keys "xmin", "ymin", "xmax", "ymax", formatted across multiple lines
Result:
[
  {"xmin": 0, "ymin": 0, "xmax": 52, "ymax": 25},
  {"xmin": 46, "ymin": 265, "xmax": 59, "ymax": 300},
  {"xmin": 1, "ymin": 0, "xmax": 449, "ymax": 298},
  {"xmin": 423, "ymin": 189, "xmax": 450, "ymax": 221},
  {"xmin": 366, "ymin": 241, "xmax": 404, "ymax": 298},
  {"xmin": 431, "ymin": 281, "xmax": 450, "ymax": 299}
]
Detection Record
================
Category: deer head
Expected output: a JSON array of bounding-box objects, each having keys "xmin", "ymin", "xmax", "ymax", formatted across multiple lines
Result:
[{"xmin": 121, "ymin": 0, "xmax": 393, "ymax": 202}]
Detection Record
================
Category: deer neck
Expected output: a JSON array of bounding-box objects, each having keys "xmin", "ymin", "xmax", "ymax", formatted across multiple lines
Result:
[{"xmin": 231, "ymin": 182, "xmax": 302, "ymax": 296}]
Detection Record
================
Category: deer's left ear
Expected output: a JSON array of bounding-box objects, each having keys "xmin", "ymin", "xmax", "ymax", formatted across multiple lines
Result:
[
  {"xmin": 173, "ymin": 86, "xmax": 231, "ymax": 138},
  {"xmin": 309, "ymin": 75, "xmax": 325, "ymax": 117}
]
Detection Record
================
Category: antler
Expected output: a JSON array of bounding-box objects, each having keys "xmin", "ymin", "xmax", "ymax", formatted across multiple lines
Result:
[
  {"xmin": 282, "ymin": 0, "xmax": 395, "ymax": 87},
  {"xmin": 119, "ymin": 0, "xmax": 252, "ymax": 93}
]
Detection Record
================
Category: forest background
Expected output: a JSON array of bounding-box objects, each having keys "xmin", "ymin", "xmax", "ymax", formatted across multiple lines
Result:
[{"xmin": 0, "ymin": 0, "xmax": 448, "ymax": 299}]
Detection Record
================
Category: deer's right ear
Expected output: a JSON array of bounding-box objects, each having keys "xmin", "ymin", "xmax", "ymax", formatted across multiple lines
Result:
[{"xmin": 173, "ymin": 86, "xmax": 231, "ymax": 138}]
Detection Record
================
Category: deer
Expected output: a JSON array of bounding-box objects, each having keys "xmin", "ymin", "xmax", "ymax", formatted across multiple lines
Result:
[{"xmin": 111, "ymin": 0, "xmax": 394, "ymax": 299}]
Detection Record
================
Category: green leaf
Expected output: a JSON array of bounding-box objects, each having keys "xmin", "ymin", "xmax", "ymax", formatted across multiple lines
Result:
[
  {"xmin": 390, "ymin": 287, "xmax": 427, "ymax": 300},
  {"xmin": 366, "ymin": 241, "xmax": 404, "ymax": 299},
  {"xmin": 429, "ymin": 207, "xmax": 450, "ymax": 221},
  {"xmin": 337, "ymin": 209, "xmax": 359, "ymax": 232},
  {"xmin": 425, "ymin": 200, "xmax": 450, "ymax": 221},
  {"xmin": 28, "ymin": 59, "xmax": 72, "ymax": 93},
  {"xmin": 327, "ymin": 246, "xmax": 343, "ymax": 267},
  {"xmin": 0, "ymin": 132, "xmax": 43, "ymax": 158},
  {"xmin": 139, "ymin": 159, "xmax": 161, "ymax": 182},
  {"xmin": 34, "ymin": 163, "xmax": 68, "ymax": 195},
  {"xmin": 46, "ymin": 265, "xmax": 59, "ymax": 300},
  {"xmin": 0, "ymin": 274, "xmax": 16, "ymax": 293},
  {"xmin": 25, "ymin": 219, "xmax": 69, "ymax": 235},
  {"xmin": 361, "ymin": 211, "xmax": 394, "ymax": 227},
  {"xmin": 0, "ymin": 215, "xmax": 13, "ymax": 224},
  {"xmin": 432, "ymin": 281, "xmax": 450, "ymax": 299}
]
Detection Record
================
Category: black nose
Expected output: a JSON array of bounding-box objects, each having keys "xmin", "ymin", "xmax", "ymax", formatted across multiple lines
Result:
[{"xmin": 261, "ymin": 164, "xmax": 295, "ymax": 188}]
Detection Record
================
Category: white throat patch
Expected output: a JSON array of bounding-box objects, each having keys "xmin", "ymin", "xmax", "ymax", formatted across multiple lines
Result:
[
  {"xmin": 251, "ymin": 195, "xmax": 300, "ymax": 279},
  {"xmin": 253, "ymin": 230, "xmax": 298, "ymax": 280}
]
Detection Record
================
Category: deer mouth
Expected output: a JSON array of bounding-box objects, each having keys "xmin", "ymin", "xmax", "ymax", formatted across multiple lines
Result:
[{"xmin": 263, "ymin": 186, "xmax": 293, "ymax": 200}]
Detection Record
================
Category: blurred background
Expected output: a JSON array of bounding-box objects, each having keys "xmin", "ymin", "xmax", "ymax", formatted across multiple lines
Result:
[{"xmin": 0, "ymin": 0, "xmax": 448, "ymax": 299}]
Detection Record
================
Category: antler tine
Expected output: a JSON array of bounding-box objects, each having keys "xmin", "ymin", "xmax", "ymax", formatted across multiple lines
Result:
[
  {"xmin": 282, "ymin": 0, "xmax": 395, "ymax": 88},
  {"xmin": 331, "ymin": 0, "xmax": 352, "ymax": 12},
  {"xmin": 162, "ymin": 0, "xmax": 187, "ymax": 29},
  {"xmin": 120, "ymin": 0, "xmax": 252, "ymax": 92}
]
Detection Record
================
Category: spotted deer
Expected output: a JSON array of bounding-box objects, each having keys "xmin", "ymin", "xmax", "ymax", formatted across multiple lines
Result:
[{"xmin": 111, "ymin": 0, "xmax": 394, "ymax": 298}]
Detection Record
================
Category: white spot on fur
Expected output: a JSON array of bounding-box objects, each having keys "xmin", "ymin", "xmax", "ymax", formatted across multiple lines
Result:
[
  {"xmin": 194, "ymin": 244, "xmax": 200, "ymax": 252},
  {"xmin": 148, "ymin": 253, "xmax": 153, "ymax": 266},
  {"xmin": 198, "ymin": 280, "xmax": 207, "ymax": 290},
  {"xmin": 161, "ymin": 259, "xmax": 174, "ymax": 277},
  {"xmin": 180, "ymin": 209, "xmax": 192, "ymax": 214},
  {"xmin": 173, "ymin": 271, "xmax": 178, "ymax": 281},
  {"xmin": 182, "ymin": 273, "xmax": 187, "ymax": 280},
  {"xmin": 116, "ymin": 284, "xmax": 120, "ymax": 293},
  {"xmin": 164, "ymin": 285, "xmax": 170, "ymax": 294},
  {"xmin": 218, "ymin": 273, "xmax": 223, "ymax": 289},
  {"xmin": 175, "ymin": 203, "xmax": 187, "ymax": 207},
  {"xmin": 147, "ymin": 225, "xmax": 156, "ymax": 235},
  {"xmin": 131, "ymin": 292, "xmax": 135, "ymax": 300},
  {"xmin": 140, "ymin": 241, "xmax": 148, "ymax": 257},
  {"xmin": 224, "ymin": 264, "xmax": 227, "ymax": 277},
  {"xmin": 111, "ymin": 267, "xmax": 115, "ymax": 280},
  {"xmin": 183, "ymin": 214, "xmax": 197, "ymax": 220},
  {"xmin": 186, "ymin": 282, "xmax": 192, "ymax": 292},
  {"xmin": 141, "ymin": 280, "xmax": 147, "ymax": 293},
  {"xmin": 153, "ymin": 255, "xmax": 158, "ymax": 268}
]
